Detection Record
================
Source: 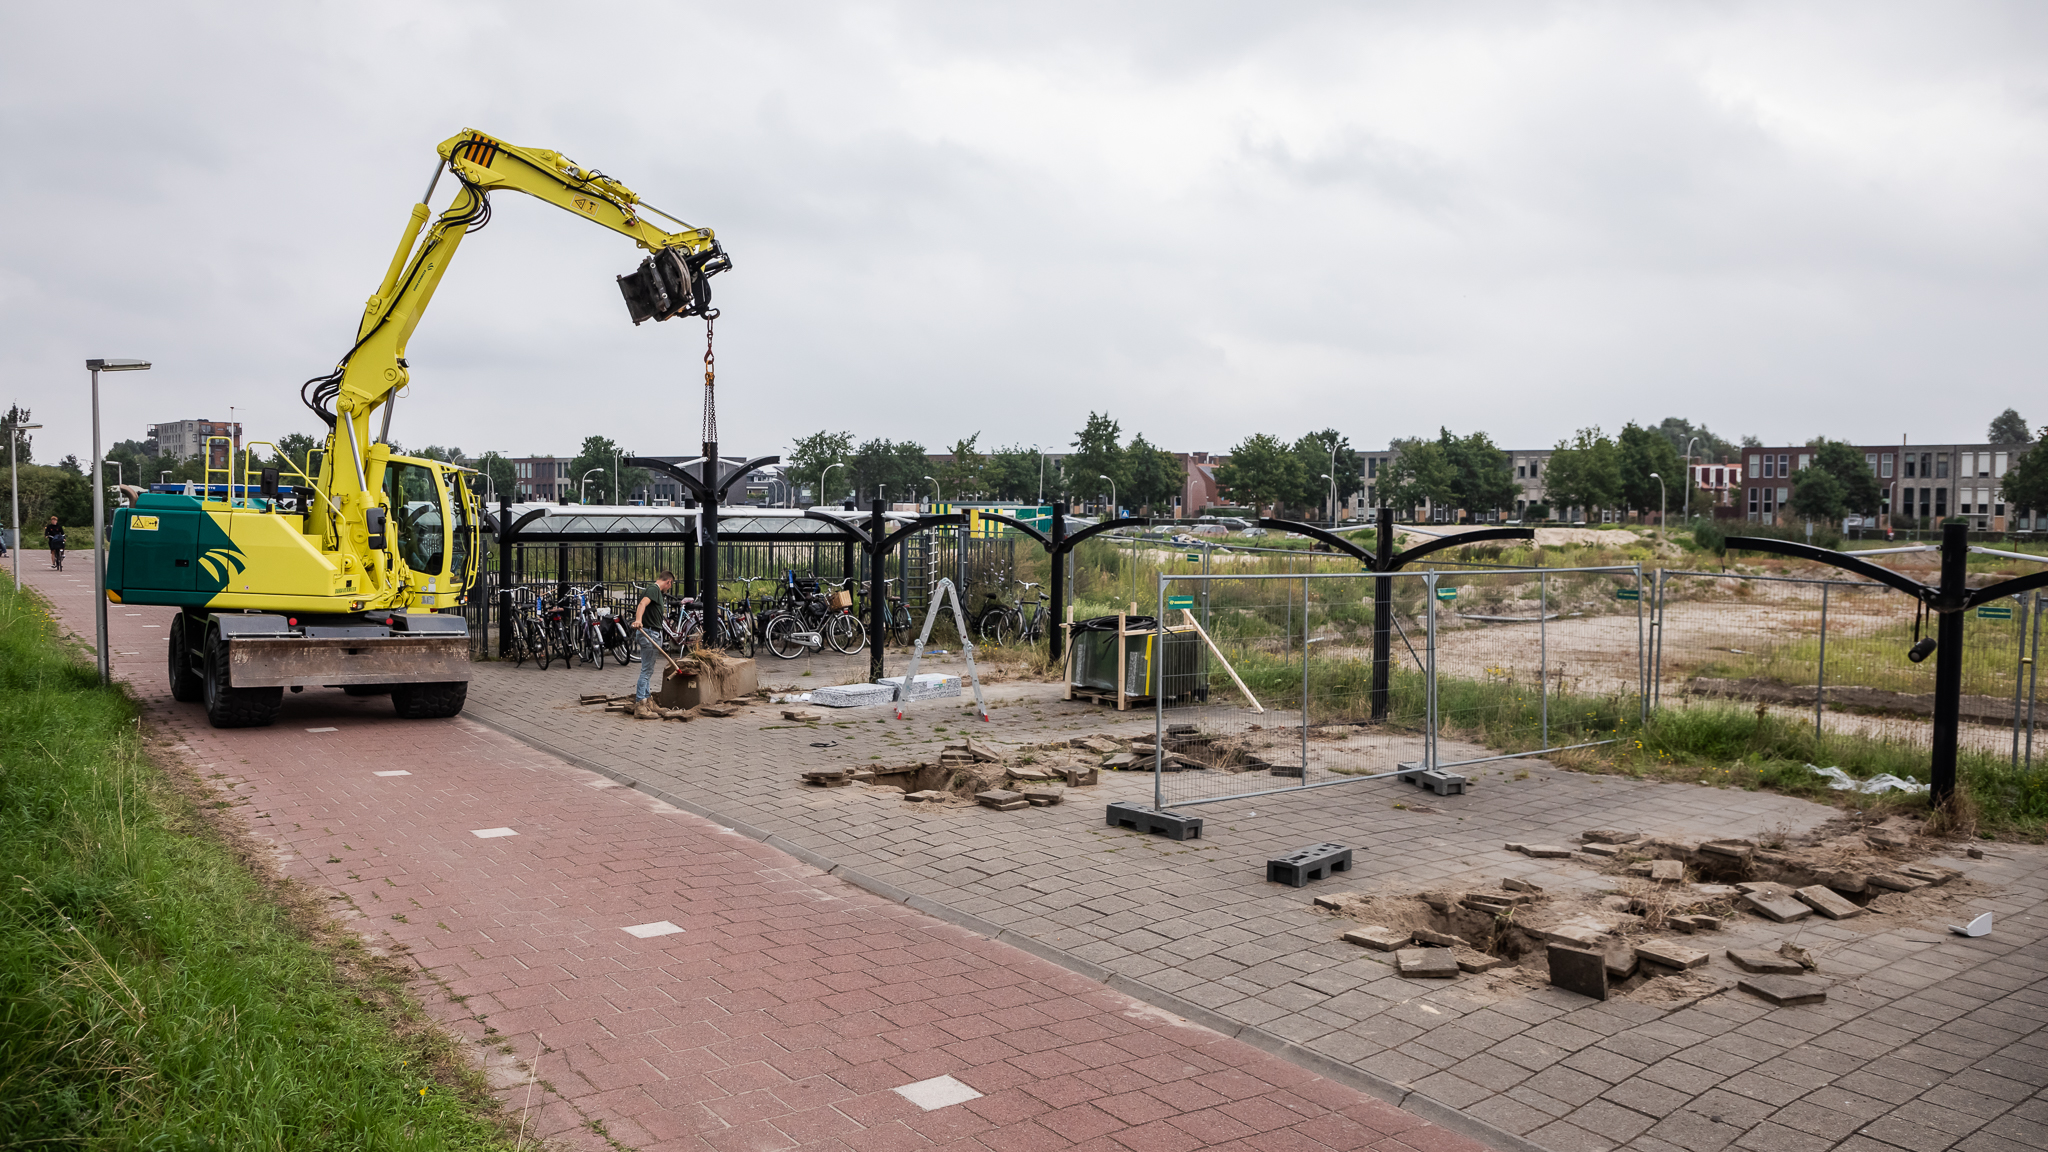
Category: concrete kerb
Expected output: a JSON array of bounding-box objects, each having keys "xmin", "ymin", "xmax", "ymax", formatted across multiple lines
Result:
[{"xmin": 462, "ymin": 709, "xmax": 1549, "ymax": 1152}]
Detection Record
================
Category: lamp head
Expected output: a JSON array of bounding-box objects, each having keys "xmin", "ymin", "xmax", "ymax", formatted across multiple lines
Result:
[
  {"xmin": 1907, "ymin": 637, "xmax": 1937, "ymax": 663},
  {"xmin": 86, "ymin": 358, "xmax": 151, "ymax": 372}
]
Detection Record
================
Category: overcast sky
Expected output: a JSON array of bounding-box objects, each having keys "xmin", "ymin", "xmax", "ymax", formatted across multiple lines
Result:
[{"xmin": 5, "ymin": 2, "xmax": 2045, "ymax": 469}]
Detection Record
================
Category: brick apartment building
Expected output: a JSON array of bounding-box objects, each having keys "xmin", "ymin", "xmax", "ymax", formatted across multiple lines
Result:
[
  {"xmin": 149, "ymin": 418, "xmax": 242, "ymax": 462},
  {"xmin": 1741, "ymin": 443, "xmax": 2036, "ymax": 531}
]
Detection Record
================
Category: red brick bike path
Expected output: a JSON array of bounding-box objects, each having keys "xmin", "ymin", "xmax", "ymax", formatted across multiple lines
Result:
[{"xmin": 29, "ymin": 567, "xmax": 1493, "ymax": 1152}]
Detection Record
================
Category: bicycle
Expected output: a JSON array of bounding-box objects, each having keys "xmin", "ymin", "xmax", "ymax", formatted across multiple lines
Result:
[
  {"xmin": 760, "ymin": 571, "xmax": 864, "ymax": 659},
  {"xmin": 976, "ymin": 581, "xmax": 1047, "ymax": 646},
  {"xmin": 865, "ymin": 577, "xmax": 915, "ymax": 648}
]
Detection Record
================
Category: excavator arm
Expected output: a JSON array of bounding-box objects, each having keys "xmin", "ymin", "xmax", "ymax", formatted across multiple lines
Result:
[{"xmin": 309, "ymin": 128, "xmax": 728, "ymax": 437}]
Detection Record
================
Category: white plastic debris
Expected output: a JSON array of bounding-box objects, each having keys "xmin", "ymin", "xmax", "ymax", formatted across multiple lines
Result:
[
  {"xmin": 1808, "ymin": 765, "xmax": 1930, "ymax": 795},
  {"xmin": 1949, "ymin": 913, "xmax": 1993, "ymax": 937},
  {"xmin": 767, "ymin": 692, "xmax": 814, "ymax": 704}
]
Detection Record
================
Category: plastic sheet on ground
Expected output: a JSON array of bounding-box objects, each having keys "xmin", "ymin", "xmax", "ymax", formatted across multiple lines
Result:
[{"xmin": 1809, "ymin": 764, "xmax": 1930, "ymax": 794}]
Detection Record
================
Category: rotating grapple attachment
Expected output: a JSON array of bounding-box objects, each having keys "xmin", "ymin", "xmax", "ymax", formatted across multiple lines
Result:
[{"xmin": 617, "ymin": 242, "xmax": 731, "ymax": 324}]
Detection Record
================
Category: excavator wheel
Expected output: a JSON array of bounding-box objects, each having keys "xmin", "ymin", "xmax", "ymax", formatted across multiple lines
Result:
[
  {"xmin": 202, "ymin": 623, "xmax": 282, "ymax": 728},
  {"xmin": 391, "ymin": 680, "xmax": 468, "ymax": 720},
  {"xmin": 167, "ymin": 612, "xmax": 203, "ymax": 703}
]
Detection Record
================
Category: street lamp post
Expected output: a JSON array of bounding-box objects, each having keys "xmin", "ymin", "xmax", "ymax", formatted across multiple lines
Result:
[
  {"xmin": 1682, "ymin": 436, "xmax": 1699, "ymax": 521},
  {"xmin": 1036, "ymin": 446, "xmax": 1044, "ymax": 506},
  {"xmin": 87, "ymin": 358, "xmax": 150, "ymax": 686},
  {"xmin": 10, "ymin": 420, "xmax": 42, "ymax": 593},
  {"xmin": 579, "ymin": 468, "xmax": 604, "ymax": 505},
  {"xmin": 1648, "ymin": 472, "xmax": 1666, "ymax": 539},
  {"xmin": 820, "ymin": 461, "xmax": 844, "ymax": 509},
  {"xmin": 924, "ymin": 474, "xmax": 941, "ymax": 510},
  {"xmin": 614, "ymin": 449, "xmax": 623, "ymax": 507},
  {"xmin": 1098, "ymin": 474, "xmax": 1116, "ymax": 517},
  {"xmin": 1320, "ymin": 473, "xmax": 1334, "ymax": 527}
]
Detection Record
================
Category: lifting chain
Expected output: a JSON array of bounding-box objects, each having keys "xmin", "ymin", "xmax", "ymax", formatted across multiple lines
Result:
[{"xmin": 700, "ymin": 308, "xmax": 720, "ymax": 444}]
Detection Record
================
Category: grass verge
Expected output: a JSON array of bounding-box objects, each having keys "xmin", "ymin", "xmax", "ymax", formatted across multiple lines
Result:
[{"xmin": 0, "ymin": 584, "xmax": 517, "ymax": 1149}]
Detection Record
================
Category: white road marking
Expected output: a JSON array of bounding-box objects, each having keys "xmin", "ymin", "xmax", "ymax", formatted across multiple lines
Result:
[
  {"xmin": 470, "ymin": 827, "xmax": 517, "ymax": 839},
  {"xmin": 893, "ymin": 1075, "xmax": 982, "ymax": 1111},
  {"xmin": 306, "ymin": 727, "xmax": 339, "ymax": 733},
  {"xmin": 621, "ymin": 921, "xmax": 684, "ymax": 938},
  {"xmin": 374, "ymin": 770, "xmax": 411, "ymax": 777}
]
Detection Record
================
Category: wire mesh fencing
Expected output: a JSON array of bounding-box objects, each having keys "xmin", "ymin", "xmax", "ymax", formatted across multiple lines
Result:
[
  {"xmin": 1144, "ymin": 565, "xmax": 1645, "ymax": 810},
  {"xmin": 1654, "ymin": 573, "xmax": 2045, "ymax": 764}
]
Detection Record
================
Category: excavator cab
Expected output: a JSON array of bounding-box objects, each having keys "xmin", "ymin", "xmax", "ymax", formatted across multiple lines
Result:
[{"xmin": 380, "ymin": 458, "xmax": 478, "ymax": 609}]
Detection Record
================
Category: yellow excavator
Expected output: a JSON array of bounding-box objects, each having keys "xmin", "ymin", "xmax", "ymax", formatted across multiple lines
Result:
[{"xmin": 107, "ymin": 129, "xmax": 728, "ymax": 727}]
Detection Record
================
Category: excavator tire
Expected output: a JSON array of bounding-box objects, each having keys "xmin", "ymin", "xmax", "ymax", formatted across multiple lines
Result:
[
  {"xmin": 391, "ymin": 680, "xmax": 467, "ymax": 720},
  {"xmin": 202, "ymin": 623, "xmax": 282, "ymax": 728},
  {"xmin": 168, "ymin": 612, "xmax": 203, "ymax": 703}
]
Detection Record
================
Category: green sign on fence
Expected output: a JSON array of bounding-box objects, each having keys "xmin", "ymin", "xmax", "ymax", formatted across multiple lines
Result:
[
  {"xmin": 1166, "ymin": 595, "xmax": 1195, "ymax": 610},
  {"xmin": 1978, "ymin": 604, "xmax": 2014, "ymax": 620},
  {"xmin": 1616, "ymin": 588, "xmax": 1641, "ymax": 601},
  {"xmin": 1435, "ymin": 587, "xmax": 1458, "ymax": 601},
  {"xmin": 1185, "ymin": 553, "xmax": 1201, "ymax": 562}
]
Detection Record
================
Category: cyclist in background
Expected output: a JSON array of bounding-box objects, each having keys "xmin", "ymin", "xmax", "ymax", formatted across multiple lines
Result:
[{"xmin": 46, "ymin": 516, "xmax": 65, "ymax": 570}]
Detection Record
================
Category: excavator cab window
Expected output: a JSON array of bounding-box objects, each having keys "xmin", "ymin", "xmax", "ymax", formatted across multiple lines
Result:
[
  {"xmin": 443, "ymin": 469, "xmax": 472, "ymax": 585},
  {"xmin": 383, "ymin": 462, "xmax": 445, "ymax": 575}
]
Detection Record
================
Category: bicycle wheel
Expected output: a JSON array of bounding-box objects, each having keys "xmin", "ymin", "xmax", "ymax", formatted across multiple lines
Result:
[
  {"xmin": 828, "ymin": 612, "xmax": 867, "ymax": 654},
  {"xmin": 533, "ymin": 618, "xmax": 555, "ymax": 670},
  {"xmin": 978, "ymin": 608, "xmax": 1020, "ymax": 646},
  {"xmin": 727, "ymin": 613, "xmax": 758, "ymax": 658},
  {"xmin": 606, "ymin": 619, "xmax": 634, "ymax": 664},
  {"xmin": 585, "ymin": 622, "xmax": 605, "ymax": 670},
  {"xmin": 512, "ymin": 616, "xmax": 537, "ymax": 667},
  {"xmin": 764, "ymin": 614, "xmax": 807, "ymax": 659}
]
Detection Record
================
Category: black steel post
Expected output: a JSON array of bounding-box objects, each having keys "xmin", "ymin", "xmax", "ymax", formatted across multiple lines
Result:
[
  {"xmin": 556, "ymin": 541, "xmax": 568, "ymax": 600},
  {"xmin": 683, "ymin": 526, "xmax": 697, "ymax": 600},
  {"xmin": 1931, "ymin": 520, "xmax": 1968, "ymax": 805},
  {"xmin": 1371, "ymin": 505, "xmax": 1394, "ymax": 721},
  {"xmin": 868, "ymin": 499, "xmax": 887, "ymax": 683},
  {"xmin": 700, "ymin": 443, "xmax": 718, "ymax": 647},
  {"xmin": 496, "ymin": 494, "xmax": 512, "ymax": 657},
  {"xmin": 593, "ymin": 542, "xmax": 604, "ymax": 587},
  {"xmin": 843, "ymin": 540, "xmax": 855, "ymax": 581},
  {"xmin": 1048, "ymin": 502, "xmax": 1067, "ymax": 663}
]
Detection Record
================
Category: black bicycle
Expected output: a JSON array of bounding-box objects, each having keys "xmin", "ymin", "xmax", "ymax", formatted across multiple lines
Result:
[{"xmin": 976, "ymin": 581, "xmax": 1047, "ymax": 646}]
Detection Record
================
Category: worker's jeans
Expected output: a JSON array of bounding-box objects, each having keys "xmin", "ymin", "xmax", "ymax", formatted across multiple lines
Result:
[{"xmin": 636, "ymin": 634, "xmax": 661, "ymax": 700}]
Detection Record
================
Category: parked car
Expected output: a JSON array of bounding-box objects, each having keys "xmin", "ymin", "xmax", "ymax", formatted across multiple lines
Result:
[
  {"xmin": 1202, "ymin": 516, "xmax": 1251, "ymax": 531},
  {"xmin": 1184, "ymin": 523, "xmax": 1229, "ymax": 537},
  {"xmin": 1239, "ymin": 526, "xmax": 1268, "ymax": 538}
]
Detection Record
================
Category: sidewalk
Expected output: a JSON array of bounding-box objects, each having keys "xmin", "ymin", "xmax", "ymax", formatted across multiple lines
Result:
[
  {"xmin": 28, "ymin": 565, "xmax": 1496, "ymax": 1152},
  {"xmin": 456, "ymin": 613, "xmax": 2048, "ymax": 1152}
]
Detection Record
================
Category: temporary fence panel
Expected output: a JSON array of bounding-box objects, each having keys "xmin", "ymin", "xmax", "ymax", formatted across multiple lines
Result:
[
  {"xmin": 1653, "ymin": 571, "xmax": 2043, "ymax": 759},
  {"xmin": 1148, "ymin": 565, "xmax": 1644, "ymax": 810}
]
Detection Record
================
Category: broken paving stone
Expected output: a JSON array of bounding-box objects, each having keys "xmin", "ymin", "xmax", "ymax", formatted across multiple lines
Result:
[
  {"xmin": 1738, "ymin": 974, "xmax": 1828, "ymax": 1006},
  {"xmin": 1502, "ymin": 877, "xmax": 1544, "ymax": 894},
  {"xmin": 1794, "ymin": 885, "xmax": 1863, "ymax": 920},
  {"xmin": 1626, "ymin": 862, "xmax": 1655, "ymax": 877},
  {"xmin": 1678, "ymin": 915, "xmax": 1723, "ymax": 932},
  {"xmin": 1727, "ymin": 949, "xmax": 1807, "ymax": 975},
  {"xmin": 1604, "ymin": 947, "xmax": 1638, "ymax": 981},
  {"xmin": 1650, "ymin": 860, "xmax": 1686, "ymax": 883},
  {"xmin": 974, "ymin": 789, "xmax": 1029, "ymax": 811},
  {"xmin": 1076, "ymin": 736, "xmax": 1122, "ymax": 755},
  {"xmin": 904, "ymin": 790, "xmax": 947, "ymax": 802},
  {"xmin": 1056, "ymin": 765, "xmax": 1100, "ymax": 787},
  {"xmin": 1396, "ymin": 948, "xmax": 1460, "ymax": 978},
  {"xmin": 1101, "ymin": 752, "xmax": 1141, "ymax": 769},
  {"xmin": 781, "ymin": 709, "xmax": 822, "ymax": 722},
  {"xmin": 1413, "ymin": 928, "xmax": 1470, "ymax": 948},
  {"xmin": 1342, "ymin": 926, "xmax": 1410, "ymax": 952},
  {"xmin": 1740, "ymin": 885, "xmax": 1814, "ymax": 923},
  {"xmin": 1547, "ymin": 944, "xmax": 1608, "ymax": 1000},
  {"xmin": 1867, "ymin": 829, "xmax": 1913, "ymax": 849},
  {"xmin": 1020, "ymin": 786, "xmax": 1065, "ymax": 807},
  {"xmin": 1582, "ymin": 843, "xmax": 1623, "ymax": 858},
  {"xmin": 1815, "ymin": 869, "xmax": 1868, "ymax": 894},
  {"xmin": 1005, "ymin": 765, "xmax": 1061, "ymax": 783},
  {"xmin": 1866, "ymin": 872, "xmax": 1929, "ymax": 893},
  {"xmin": 1699, "ymin": 840, "xmax": 1755, "ymax": 860},
  {"xmin": 1896, "ymin": 864, "xmax": 1957, "ymax": 885},
  {"xmin": 1542, "ymin": 919, "xmax": 1613, "ymax": 949},
  {"xmin": 1453, "ymin": 947, "xmax": 1506, "ymax": 973},
  {"xmin": 699, "ymin": 705, "xmax": 740, "ymax": 718},
  {"xmin": 1689, "ymin": 883, "xmax": 1738, "ymax": 898},
  {"xmin": 1581, "ymin": 829, "xmax": 1643, "ymax": 844},
  {"xmin": 1636, "ymin": 939, "xmax": 1710, "ymax": 970},
  {"xmin": 1515, "ymin": 844, "xmax": 1576, "ymax": 859}
]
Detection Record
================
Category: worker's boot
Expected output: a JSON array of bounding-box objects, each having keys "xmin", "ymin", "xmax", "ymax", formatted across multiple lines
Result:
[{"xmin": 632, "ymin": 697, "xmax": 659, "ymax": 719}]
